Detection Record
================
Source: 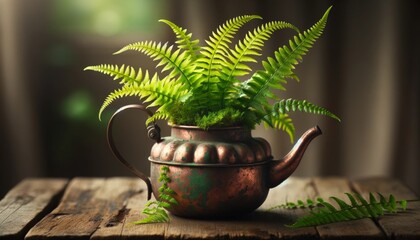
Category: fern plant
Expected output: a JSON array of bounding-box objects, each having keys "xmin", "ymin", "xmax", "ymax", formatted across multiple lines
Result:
[
  {"xmin": 133, "ymin": 165, "xmax": 177, "ymax": 224},
  {"xmin": 269, "ymin": 192, "xmax": 410, "ymax": 228},
  {"xmin": 86, "ymin": 6, "xmax": 340, "ymax": 142}
]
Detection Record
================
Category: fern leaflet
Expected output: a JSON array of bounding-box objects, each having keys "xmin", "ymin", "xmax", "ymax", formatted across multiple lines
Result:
[
  {"xmin": 263, "ymin": 113, "xmax": 295, "ymax": 143},
  {"xmin": 133, "ymin": 165, "xmax": 178, "ymax": 224},
  {"xmin": 196, "ymin": 15, "xmax": 261, "ymax": 79},
  {"xmin": 145, "ymin": 111, "xmax": 172, "ymax": 126},
  {"xmin": 225, "ymin": 21, "xmax": 299, "ymax": 79},
  {"xmin": 159, "ymin": 19, "xmax": 201, "ymax": 60},
  {"xmin": 220, "ymin": 21, "xmax": 299, "ymax": 107},
  {"xmin": 273, "ymin": 98, "xmax": 341, "ymax": 122},
  {"xmin": 98, "ymin": 72, "xmax": 188, "ymax": 120},
  {"xmin": 114, "ymin": 41, "xmax": 197, "ymax": 88},
  {"xmin": 84, "ymin": 64, "xmax": 142, "ymax": 86}
]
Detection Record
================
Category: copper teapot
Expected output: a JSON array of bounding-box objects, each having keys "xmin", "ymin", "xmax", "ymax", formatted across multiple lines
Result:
[{"xmin": 107, "ymin": 104, "xmax": 322, "ymax": 218}]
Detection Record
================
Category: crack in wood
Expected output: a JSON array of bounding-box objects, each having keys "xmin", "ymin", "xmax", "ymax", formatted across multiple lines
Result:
[
  {"xmin": 105, "ymin": 206, "xmax": 130, "ymax": 227},
  {"xmin": 51, "ymin": 212, "xmax": 71, "ymax": 218}
]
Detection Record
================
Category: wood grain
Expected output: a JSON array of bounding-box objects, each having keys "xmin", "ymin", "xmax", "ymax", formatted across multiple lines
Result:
[
  {"xmin": 262, "ymin": 177, "xmax": 319, "ymax": 240},
  {"xmin": 313, "ymin": 177, "xmax": 385, "ymax": 239},
  {"xmin": 352, "ymin": 177, "xmax": 420, "ymax": 240},
  {"xmin": 0, "ymin": 178, "xmax": 68, "ymax": 240},
  {"xmin": 1, "ymin": 177, "xmax": 417, "ymax": 239},
  {"xmin": 25, "ymin": 177, "xmax": 144, "ymax": 240},
  {"xmin": 91, "ymin": 180, "xmax": 166, "ymax": 240}
]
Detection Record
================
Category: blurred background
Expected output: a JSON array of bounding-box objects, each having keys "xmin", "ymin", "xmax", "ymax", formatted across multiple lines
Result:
[{"xmin": 0, "ymin": 0, "xmax": 419, "ymax": 197}]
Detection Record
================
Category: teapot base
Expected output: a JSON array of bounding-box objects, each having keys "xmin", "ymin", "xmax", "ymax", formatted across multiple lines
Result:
[{"xmin": 150, "ymin": 161, "xmax": 270, "ymax": 218}]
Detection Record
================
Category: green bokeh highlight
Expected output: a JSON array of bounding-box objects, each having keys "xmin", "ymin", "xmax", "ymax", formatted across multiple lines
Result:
[{"xmin": 50, "ymin": 0, "xmax": 166, "ymax": 36}]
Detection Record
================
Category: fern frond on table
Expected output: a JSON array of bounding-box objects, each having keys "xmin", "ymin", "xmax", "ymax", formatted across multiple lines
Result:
[{"xmin": 269, "ymin": 192, "xmax": 410, "ymax": 228}]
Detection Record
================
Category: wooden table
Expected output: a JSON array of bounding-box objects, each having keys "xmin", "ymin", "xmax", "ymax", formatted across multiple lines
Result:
[{"xmin": 1, "ymin": 177, "xmax": 419, "ymax": 239}]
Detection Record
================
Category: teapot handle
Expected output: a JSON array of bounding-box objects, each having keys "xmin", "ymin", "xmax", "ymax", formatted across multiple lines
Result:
[{"xmin": 107, "ymin": 104, "xmax": 162, "ymax": 200}]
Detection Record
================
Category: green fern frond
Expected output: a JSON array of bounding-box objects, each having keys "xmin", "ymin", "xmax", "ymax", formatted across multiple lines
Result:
[
  {"xmin": 263, "ymin": 113, "xmax": 295, "ymax": 143},
  {"xmin": 240, "ymin": 70, "xmax": 287, "ymax": 110},
  {"xmin": 145, "ymin": 111, "xmax": 171, "ymax": 125},
  {"xmin": 134, "ymin": 165, "xmax": 178, "ymax": 225},
  {"xmin": 197, "ymin": 15, "xmax": 262, "ymax": 77},
  {"xmin": 274, "ymin": 98, "xmax": 341, "ymax": 122},
  {"xmin": 225, "ymin": 21, "xmax": 299, "ymax": 79},
  {"xmin": 133, "ymin": 207, "xmax": 169, "ymax": 224},
  {"xmin": 139, "ymin": 74, "xmax": 190, "ymax": 109},
  {"xmin": 98, "ymin": 72, "xmax": 188, "ymax": 120},
  {"xmin": 219, "ymin": 21, "xmax": 299, "ymax": 107},
  {"xmin": 159, "ymin": 19, "xmax": 201, "ymax": 60},
  {"xmin": 84, "ymin": 64, "xmax": 142, "ymax": 86},
  {"xmin": 114, "ymin": 41, "xmax": 197, "ymax": 88},
  {"xmin": 240, "ymin": 7, "xmax": 332, "ymax": 122},
  {"xmin": 194, "ymin": 15, "xmax": 261, "ymax": 109},
  {"xmin": 99, "ymin": 87, "xmax": 128, "ymax": 120},
  {"xmin": 282, "ymin": 192, "xmax": 409, "ymax": 228}
]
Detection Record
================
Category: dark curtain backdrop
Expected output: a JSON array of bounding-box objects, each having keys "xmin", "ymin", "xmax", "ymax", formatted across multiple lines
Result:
[{"xmin": 1, "ymin": 0, "xmax": 419, "ymax": 197}]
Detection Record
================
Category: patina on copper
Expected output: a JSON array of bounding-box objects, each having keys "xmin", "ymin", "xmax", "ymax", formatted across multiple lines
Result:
[
  {"xmin": 150, "ymin": 125, "xmax": 271, "ymax": 164},
  {"xmin": 107, "ymin": 104, "xmax": 322, "ymax": 218},
  {"xmin": 150, "ymin": 161, "xmax": 268, "ymax": 218}
]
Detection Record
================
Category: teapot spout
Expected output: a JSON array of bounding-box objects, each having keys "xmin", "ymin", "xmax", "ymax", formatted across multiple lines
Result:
[{"xmin": 268, "ymin": 126, "xmax": 322, "ymax": 188}]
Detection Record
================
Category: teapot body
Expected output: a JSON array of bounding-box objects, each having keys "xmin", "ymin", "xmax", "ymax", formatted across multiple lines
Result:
[
  {"xmin": 150, "ymin": 161, "xmax": 269, "ymax": 218},
  {"xmin": 148, "ymin": 125, "xmax": 272, "ymax": 218}
]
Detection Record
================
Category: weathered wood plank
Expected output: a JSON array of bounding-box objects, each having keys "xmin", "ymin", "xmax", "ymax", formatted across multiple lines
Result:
[
  {"xmin": 313, "ymin": 177, "xmax": 385, "ymax": 239},
  {"xmin": 0, "ymin": 178, "xmax": 68, "ymax": 240},
  {"xmin": 25, "ymin": 177, "xmax": 143, "ymax": 240},
  {"xmin": 163, "ymin": 209, "xmax": 283, "ymax": 239},
  {"xmin": 94, "ymin": 177, "xmax": 319, "ymax": 239},
  {"xmin": 9, "ymin": 177, "xmax": 417, "ymax": 239},
  {"xmin": 261, "ymin": 177, "xmax": 319, "ymax": 240},
  {"xmin": 118, "ymin": 186, "xmax": 167, "ymax": 240},
  {"xmin": 352, "ymin": 177, "xmax": 420, "ymax": 240},
  {"xmin": 90, "ymin": 180, "xmax": 165, "ymax": 240}
]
